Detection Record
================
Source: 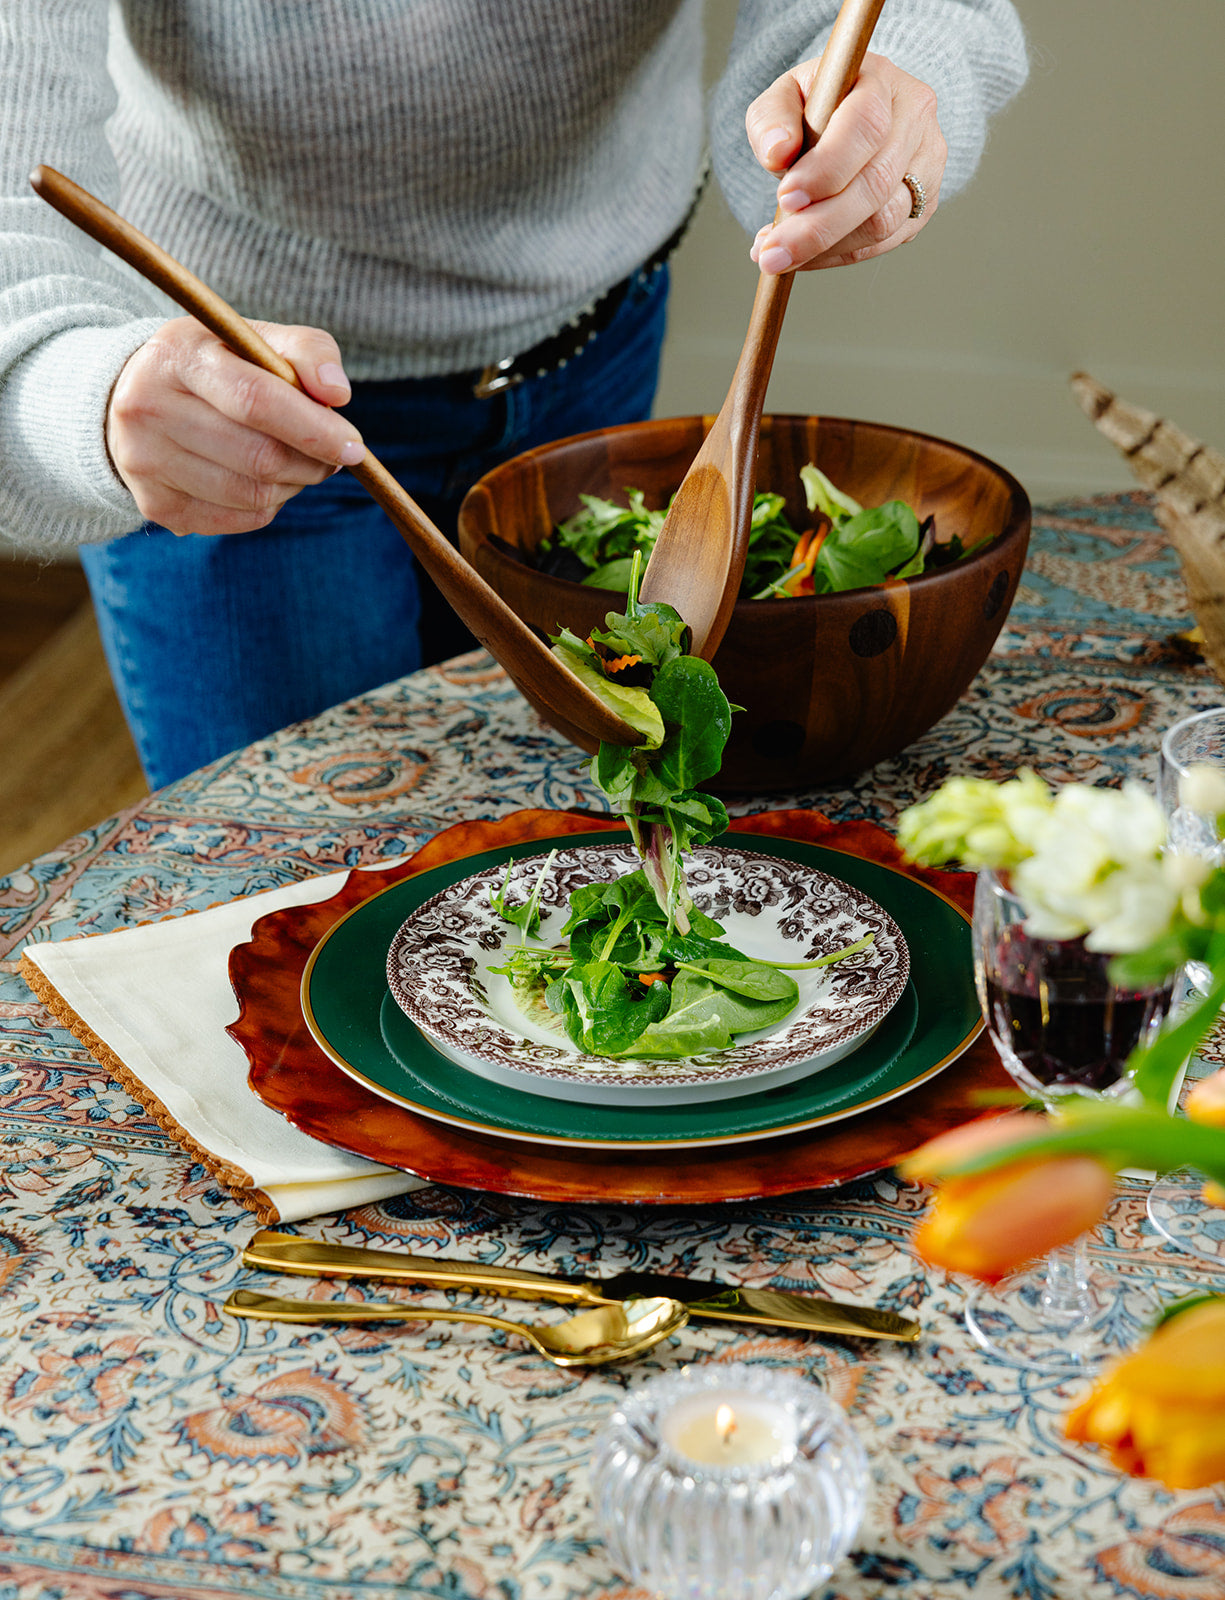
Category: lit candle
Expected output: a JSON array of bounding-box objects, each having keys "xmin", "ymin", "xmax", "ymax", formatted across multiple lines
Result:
[
  {"xmin": 662, "ymin": 1387, "xmax": 796, "ymax": 1468},
  {"xmin": 593, "ymin": 1363, "xmax": 866, "ymax": 1599}
]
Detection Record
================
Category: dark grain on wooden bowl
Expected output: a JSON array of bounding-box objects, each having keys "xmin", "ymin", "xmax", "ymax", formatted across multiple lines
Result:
[{"xmin": 457, "ymin": 414, "xmax": 1031, "ymax": 794}]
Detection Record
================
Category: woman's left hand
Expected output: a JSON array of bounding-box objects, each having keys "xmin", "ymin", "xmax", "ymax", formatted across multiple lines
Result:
[{"xmin": 746, "ymin": 51, "xmax": 947, "ymax": 273}]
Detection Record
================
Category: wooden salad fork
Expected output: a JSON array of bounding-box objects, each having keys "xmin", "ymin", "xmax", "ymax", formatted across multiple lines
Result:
[{"xmin": 29, "ymin": 164, "xmax": 641, "ymax": 754}]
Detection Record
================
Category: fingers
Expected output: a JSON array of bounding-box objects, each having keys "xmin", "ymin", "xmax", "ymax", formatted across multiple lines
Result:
[
  {"xmin": 179, "ymin": 323, "xmax": 363, "ymax": 465},
  {"xmin": 744, "ymin": 71, "xmax": 807, "ymax": 176},
  {"xmin": 106, "ymin": 316, "xmax": 365, "ymax": 536},
  {"xmin": 747, "ymin": 53, "xmax": 947, "ymax": 274},
  {"xmin": 257, "ymin": 321, "xmax": 354, "ymax": 409}
]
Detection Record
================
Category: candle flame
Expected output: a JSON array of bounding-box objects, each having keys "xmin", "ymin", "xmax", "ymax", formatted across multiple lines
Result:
[{"xmin": 715, "ymin": 1404, "xmax": 737, "ymax": 1446}]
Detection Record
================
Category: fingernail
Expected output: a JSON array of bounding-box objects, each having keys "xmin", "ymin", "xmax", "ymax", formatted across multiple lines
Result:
[
  {"xmin": 339, "ymin": 439, "xmax": 365, "ymax": 466},
  {"xmin": 777, "ymin": 188, "xmax": 810, "ymax": 214},
  {"xmin": 758, "ymin": 245, "xmax": 792, "ymax": 274},
  {"xmin": 762, "ymin": 128, "xmax": 791, "ymax": 166},
  {"xmin": 319, "ymin": 361, "xmax": 351, "ymax": 397}
]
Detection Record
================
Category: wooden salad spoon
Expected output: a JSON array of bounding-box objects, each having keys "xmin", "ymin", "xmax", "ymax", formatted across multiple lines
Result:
[
  {"xmin": 29, "ymin": 164, "xmax": 641, "ymax": 752},
  {"xmin": 638, "ymin": 0, "xmax": 887, "ymax": 658},
  {"xmin": 224, "ymin": 1288, "xmax": 688, "ymax": 1367}
]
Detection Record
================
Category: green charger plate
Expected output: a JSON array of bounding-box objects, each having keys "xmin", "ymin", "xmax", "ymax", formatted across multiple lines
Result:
[{"xmin": 302, "ymin": 831, "xmax": 981, "ymax": 1150}]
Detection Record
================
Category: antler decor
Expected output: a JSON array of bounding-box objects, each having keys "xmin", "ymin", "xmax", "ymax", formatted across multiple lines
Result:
[{"xmin": 1071, "ymin": 372, "xmax": 1225, "ymax": 684}]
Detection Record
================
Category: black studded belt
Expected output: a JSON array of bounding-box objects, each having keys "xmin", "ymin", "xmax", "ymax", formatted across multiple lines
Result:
[{"xmin": 471, "ymin": 178, "xmax": 706, "ymax": 400}]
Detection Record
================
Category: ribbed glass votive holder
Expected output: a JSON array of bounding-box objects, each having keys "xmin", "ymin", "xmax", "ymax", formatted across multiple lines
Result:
[{"xmin": 591, "ymin": 1363, "xmax": 867, "ymax": 1600}]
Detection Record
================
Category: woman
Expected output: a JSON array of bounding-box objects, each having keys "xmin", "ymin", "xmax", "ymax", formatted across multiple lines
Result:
[{"xmin": 0, "ymin": 1, "xmax": 1026, "ymax": 787}]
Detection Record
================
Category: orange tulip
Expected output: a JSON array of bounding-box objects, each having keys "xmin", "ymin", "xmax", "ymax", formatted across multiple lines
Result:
[
  {"xmin": 901, "ymin": 1114, "xmax": 1117, "ymax": 1284},
  {"xmin": 1187, "ymin": 1066, "xmax": 1225, "ymax": 1129},
  {"xmin": 1065, "ymin": 1298, "xmax": 1225, "ymax": 1489},
  {"xmin": 1179, "ymin": 1071, "xmax": 1225, "ymax": 1205}
]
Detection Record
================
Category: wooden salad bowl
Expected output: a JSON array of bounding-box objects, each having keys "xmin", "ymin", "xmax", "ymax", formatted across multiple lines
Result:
[{"xmin": 457, "ymin": 414, "xmax": 1031, "ymax": 793}]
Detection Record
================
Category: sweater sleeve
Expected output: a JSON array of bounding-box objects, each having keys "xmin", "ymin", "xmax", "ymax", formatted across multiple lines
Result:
[
  {"xmin": 710, "ymin": 0, "xmax": 1028, "ymax": 235},
  {"xmin": 0, "ymin": 0, "xmax": 168, "ymax": 555}
]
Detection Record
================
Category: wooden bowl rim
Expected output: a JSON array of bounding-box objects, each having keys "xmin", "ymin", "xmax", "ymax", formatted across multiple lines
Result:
[{"xmin": 460, "ymin": 412, "xmax": 1031, "ymax": 609}]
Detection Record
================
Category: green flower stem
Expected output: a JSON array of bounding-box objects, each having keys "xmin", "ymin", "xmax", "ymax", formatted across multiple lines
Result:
[
  {"xmin": 929, "ymin": 1101, "xmax": 1225, "ymax": 1189},
  {"xmin": 1127, "ymin": 966, "xmax": 1225, "ymax": 1107}
]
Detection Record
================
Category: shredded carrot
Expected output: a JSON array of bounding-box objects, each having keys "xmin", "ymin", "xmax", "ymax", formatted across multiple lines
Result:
[
  {"xmin": 602, "ymin": 652, "xmax": 643, "ymax": 675},
  {"xmin": 638, "ymin": 972, "xmax": 666, "ymax": 986},
  {"xmin": 782, "ymin": 525, "xmax": 827, "ymax": 596}
]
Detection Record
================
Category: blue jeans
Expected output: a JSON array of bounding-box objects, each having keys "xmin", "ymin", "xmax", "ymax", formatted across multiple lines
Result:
[{"xmin": 82, "ymin": 265, "xmax": 669, "ymax": 790}]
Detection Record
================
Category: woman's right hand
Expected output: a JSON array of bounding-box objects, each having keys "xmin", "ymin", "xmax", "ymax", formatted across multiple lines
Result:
[{"xmin": 105, "ymin": 316, "xmax": 366, "ymax": 536}]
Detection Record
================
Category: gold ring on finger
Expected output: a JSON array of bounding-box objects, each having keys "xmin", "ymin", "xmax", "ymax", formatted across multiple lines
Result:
[{"xmin": 902, "ymin": 173, "xmax": 927, "ymax": 221}]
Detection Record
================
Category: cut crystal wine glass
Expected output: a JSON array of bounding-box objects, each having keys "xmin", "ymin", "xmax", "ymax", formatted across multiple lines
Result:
[
  {"xmin": 1151, "ymin": 707, "xmax": 1225, "ymax": 1267},
  {"xmin": 963, "ymin": 869, "xmax": 1175, "ymax": 1372}
]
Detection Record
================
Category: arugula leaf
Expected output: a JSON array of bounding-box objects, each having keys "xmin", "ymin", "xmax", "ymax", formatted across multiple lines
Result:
[{"xmin": 488, "ymin": 852, "xmax": 556, "ymax": 940}]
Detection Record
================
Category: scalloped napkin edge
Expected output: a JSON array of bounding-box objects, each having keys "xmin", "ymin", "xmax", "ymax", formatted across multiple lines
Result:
[{"xmin": 20, "ymin": 869, "xmax": 427, "ymax": 1223}]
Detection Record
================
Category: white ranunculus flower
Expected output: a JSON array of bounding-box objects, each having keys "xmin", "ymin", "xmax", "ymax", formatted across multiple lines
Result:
[
  {"xmin": 1010, "ymin": 782, "xmax": 1174, "ymax": 949},
  {"xmin": 897, "ymin": 770, "xmax": 1054, "ymax": 869},
  {"xmin": 1179, "ymin": 763, "xmax": 1225, "ymax": 820},
  {"xmin": 1081, "ymin": 863, "xmax": 1183, "ymax": 953},
  {"xmin": 995, "ymin": 769, "xmax": 1061, "ymax": 853},
  {"xmin": 1046, "ymin": 781, "xmax": 1166, "ymax": 866},
  {"xmin": 1164, "ymin": 852, "xmax": 1214, "ymax": 891},
  {"xmin": 1016, "ymin": 858, "xmax": 1181, "ymax": 951},
  {"xmin": 1013, "ymin": 813, "xmax": 1110, "ymax": 892}
]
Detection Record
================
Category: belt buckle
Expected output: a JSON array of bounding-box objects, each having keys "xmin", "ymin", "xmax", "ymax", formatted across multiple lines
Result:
[{"xmin": 473, "ymin": 356, "xmax": 523, "ymax": 400}]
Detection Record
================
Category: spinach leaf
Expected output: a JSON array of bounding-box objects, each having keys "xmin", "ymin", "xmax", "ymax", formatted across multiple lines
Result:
[
  {"xmin": 673, "ymin": 959, "xmax": 800, "ymax": 1005},
  {"xmin": 609, "ymin": 968, "xmax": 800, "ymax": 1058},
  {"xmin": 650, "ymin": 658, "xmax": 733, "ymax": 793},
  {"xmin": 554, "ymin": 960, "xmax": 672, "ymax": 1054},
  {"xmin": 812, "ymin": 501, "xmax": 921, "ymax": 594}
]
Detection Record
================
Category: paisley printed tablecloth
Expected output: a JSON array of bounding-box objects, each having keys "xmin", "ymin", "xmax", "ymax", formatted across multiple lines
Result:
[{"xmin": 1, "ymin": 493, "xmax": 1223, "ymax": 1600}]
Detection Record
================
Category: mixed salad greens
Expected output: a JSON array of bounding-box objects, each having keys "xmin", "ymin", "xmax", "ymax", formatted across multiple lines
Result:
[
  {"xmin": 488, "ymin": 557, "xmax": 869, "ymax": 1061},
  {"xmin": 536, "ymin": 463, "xmax": 993, "ymax": 599}
]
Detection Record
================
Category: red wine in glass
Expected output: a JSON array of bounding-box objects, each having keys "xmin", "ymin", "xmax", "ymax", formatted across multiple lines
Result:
[
  {"xmin": 965, "ymin": 867, "xmax": 1176, "ymax": 1372},
  {"xmin": 984, "ymin": 928, "xmax": 1173, "ymax": 1097}
]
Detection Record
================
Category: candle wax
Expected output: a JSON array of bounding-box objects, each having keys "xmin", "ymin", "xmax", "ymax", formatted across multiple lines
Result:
[{"xmin": 663, "ymin": 1390, "xmax": 795, "ymax": 1467}]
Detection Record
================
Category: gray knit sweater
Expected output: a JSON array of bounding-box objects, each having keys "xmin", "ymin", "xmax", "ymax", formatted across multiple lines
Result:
[{"xmin": 0, "ymin": 0, "xmax": 1026, "ymax": 554}]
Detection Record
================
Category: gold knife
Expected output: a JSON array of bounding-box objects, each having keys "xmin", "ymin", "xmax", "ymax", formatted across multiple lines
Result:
[{"xmin": 243, "ymin": 1230, "xmax": 920, "ymax": 1343}]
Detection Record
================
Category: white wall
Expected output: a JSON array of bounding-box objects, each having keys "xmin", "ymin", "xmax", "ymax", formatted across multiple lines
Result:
[{"xmin": 656, "ymin": 0, "xmax": 1225, "ymax": 503}]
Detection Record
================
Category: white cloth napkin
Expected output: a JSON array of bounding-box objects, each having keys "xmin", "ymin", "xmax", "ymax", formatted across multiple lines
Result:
[{"xmin": 23, "ymin": 871, "xmax": 427, "ymax": 1222}]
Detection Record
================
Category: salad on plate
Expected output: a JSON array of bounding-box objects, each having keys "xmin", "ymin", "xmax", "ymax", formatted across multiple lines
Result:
[{"xmin": 486, "ymin": 556, "xmax": 872, "ymax": 1061}]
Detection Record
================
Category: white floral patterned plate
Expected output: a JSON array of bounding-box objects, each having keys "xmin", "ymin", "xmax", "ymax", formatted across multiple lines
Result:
[{"xmin": 385, "ymin": 844, "xmax": 909, "ymax": 1106}]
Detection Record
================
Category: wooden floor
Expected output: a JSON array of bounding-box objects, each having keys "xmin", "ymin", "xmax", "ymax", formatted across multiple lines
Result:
[{"xmin": 0, "ymin": 555, "xmax": 148, "ymax": 877}]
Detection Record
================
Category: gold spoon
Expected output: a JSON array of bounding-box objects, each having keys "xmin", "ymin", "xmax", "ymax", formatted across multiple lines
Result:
[
  {"xmin": 638, "ymin": 0, "xmax": 887, "ymax": 658},
  {"xmin": 29, "ymin": 164, "xmax": 640, "ymax": 754},
  {"xmin": 223, "ymin": 1288, "xmax": 687, "ymax": 1368}
]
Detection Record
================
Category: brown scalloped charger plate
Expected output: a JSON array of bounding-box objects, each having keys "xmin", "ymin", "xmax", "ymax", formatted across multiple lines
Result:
[{"xmin": 229, "ymin": 807, "xmax": 1008, "ymax": 1203}]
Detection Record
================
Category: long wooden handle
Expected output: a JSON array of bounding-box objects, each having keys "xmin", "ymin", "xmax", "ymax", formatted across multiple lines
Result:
[
  {"xmin": 748, "ymin": 0, "xmax": 888, "ymax": 364},
  {"xmin": 799, "ymin": 0, "xmax": 887, "ymax": 154},
  {"xmin": 28, "ymin": 164, "xmax": 640, "ymax": 748}
]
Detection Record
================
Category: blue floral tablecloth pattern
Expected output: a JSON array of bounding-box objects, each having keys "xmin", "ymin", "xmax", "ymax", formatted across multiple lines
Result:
[{"xmin": 0, "ymin": 495, "xmax": 1223, "ymax": 1600}]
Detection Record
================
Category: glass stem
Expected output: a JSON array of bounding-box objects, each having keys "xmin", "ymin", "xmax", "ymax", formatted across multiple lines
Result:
[{"xmin": 1038, "ymin": 1235, "xmax": 1092, "ymax": 1326}]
